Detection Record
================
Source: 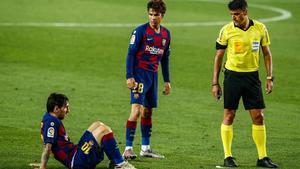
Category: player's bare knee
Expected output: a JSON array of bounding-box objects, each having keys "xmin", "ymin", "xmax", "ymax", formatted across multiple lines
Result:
[
  {"xmin": 102, "ymin": 125, "xmax": 112, "ymax": 133},
  {"xmin": 93, "ymin": 124, "xmax": 112, "ymax": 139},
  {"xmin": 130, "ymin": 107, "xmax": 141, "ymax": 120},
  {"xmin": 95, "ymin": 121, "xmax": 112, "ymax": 133},
  {"xmin": 94, "ymin": 121, "xmax": 105, "ymax": 127},
  {"xmin": 88, "ymin": 121, "xmax": 110, "ymax": 133}
]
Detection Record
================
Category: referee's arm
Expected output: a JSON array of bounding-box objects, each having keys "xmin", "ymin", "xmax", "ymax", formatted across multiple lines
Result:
[
  {"xmin": 262, "ymin": 45, "xmax": 273, "ymax": 94},
  {"xmin": 212, "ymin": 48, "xmax": 225, "ymax": 99}
]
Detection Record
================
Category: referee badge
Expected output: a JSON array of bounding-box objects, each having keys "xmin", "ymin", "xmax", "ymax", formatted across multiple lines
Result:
[{"xmin": 252, "ymin": 41, "xmax": 260, "ymax": 52}]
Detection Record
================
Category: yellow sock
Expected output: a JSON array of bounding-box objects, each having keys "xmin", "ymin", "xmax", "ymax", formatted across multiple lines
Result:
[
  {"xmin": 221, "ymin": 124, "xmax": 233, "ymax": 158},
  {"xmin": 252, "ymin": 124, "xmax": 267, "ymax": 159}
]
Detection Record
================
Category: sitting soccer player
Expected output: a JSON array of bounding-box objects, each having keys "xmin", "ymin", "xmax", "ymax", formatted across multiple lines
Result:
[{"xmin": 38, "ymin": 93, "xmax": 136, "ymax": 169}]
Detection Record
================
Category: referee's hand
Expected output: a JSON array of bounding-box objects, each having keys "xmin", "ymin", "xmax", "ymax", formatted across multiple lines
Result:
[
  {"xmin": 212, "ymin": 84, "xmax": 222, "ymax": 100},
  {"xmin": 266, "ymin": 79, "xmax": 273, "ymax": 94}
]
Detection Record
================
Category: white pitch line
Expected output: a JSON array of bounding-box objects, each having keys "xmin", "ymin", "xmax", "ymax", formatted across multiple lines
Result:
[
  {"xmin": 249, "ymin": 4, "xmax": 292, "ymax": 23},
  {"xmin": 0, "ymin": 22, "xmax": 136, "ymax": 28},
  {"xmin": 0, "ymin": 2, "xmax": 292, "ymax": 28}
]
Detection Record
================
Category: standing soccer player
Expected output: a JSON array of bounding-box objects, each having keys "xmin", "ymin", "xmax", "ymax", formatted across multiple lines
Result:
[
  {"xmin": 38, "ymin": 93, "xmax": 136, "ymax": 169},
  {"xmin": 123, "ymin": 0, "xmax": 171, "ymax": 159},
  {"xmin": 212, "ymin": 0, "xmax": 278, "ymax": 168}
]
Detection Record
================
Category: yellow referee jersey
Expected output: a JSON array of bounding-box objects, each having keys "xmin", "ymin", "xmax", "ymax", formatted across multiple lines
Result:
[{"xmin": 216, "ymin": 19, "xmax": 271, "ymax": 72}]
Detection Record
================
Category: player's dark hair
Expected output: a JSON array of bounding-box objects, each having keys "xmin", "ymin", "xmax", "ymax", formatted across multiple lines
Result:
[
  {"xmin": 147, "ymin": 0, "xmax": 167, "ymax": 16},
  {"xmin": 228, "ymin": 0, "xmax": 248, "ymax": 11},
  {"xmin": 46, "ymin": 93, "xmax": 69, "ymax": 113}
]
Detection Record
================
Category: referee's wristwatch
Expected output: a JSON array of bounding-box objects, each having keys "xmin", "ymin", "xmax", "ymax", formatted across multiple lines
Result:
[{"xmin": 266, "ymin": 76, "xmax": 274, "ymax": 81}]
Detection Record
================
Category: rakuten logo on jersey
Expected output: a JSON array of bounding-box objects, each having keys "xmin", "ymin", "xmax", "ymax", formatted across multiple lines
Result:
[{"xmin": 145, "ymin": 45, "xmax": 164, "ymax": 55}]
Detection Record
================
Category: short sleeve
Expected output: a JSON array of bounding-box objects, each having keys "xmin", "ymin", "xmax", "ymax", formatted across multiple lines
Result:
[
  {"xmin": 261, "ymin": 25, "xmax": 271, "ymax": 46},
  {"xmin": 42, "ymin": 120, "xmax": 59, "ymax": 144},
  {"xmin": 216, "ymin": 26, "xmax": 228, "ymax": 46}
]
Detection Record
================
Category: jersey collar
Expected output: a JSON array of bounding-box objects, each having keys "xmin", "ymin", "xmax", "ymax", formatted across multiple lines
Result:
[{"xmin": 234, "ymin": 19, "xmax": 254, "ymax": 31}]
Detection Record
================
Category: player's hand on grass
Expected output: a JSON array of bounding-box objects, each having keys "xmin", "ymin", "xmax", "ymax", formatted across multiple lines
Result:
[
  {"xmin": 163, "ymin": 82, "xmax": 171, "ymax": 95},
  {"xmin": 212, "ymin": 84, "xmax": 222, "ymax": 100},
  {"xmin": 127, "ymin": 78, "xmax": 137, "ymax": 89}
]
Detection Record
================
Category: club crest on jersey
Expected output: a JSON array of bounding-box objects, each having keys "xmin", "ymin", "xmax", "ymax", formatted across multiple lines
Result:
[
  {"xmin": 162, "ymin": 39, "xmax": 166, "ymax": 46},
  {"xmin": 89, "ymin": 140, "xmax": 94, "ymax": 146},
  {"xmin": 134, "ymin": 93, "xmax": 139, "ymax": 99},
  {"xmin": 47, "ymin": 127, "xmax": 55, "ymax": 138},
  {"xmin": 50, "ymin": 122, "xmax": 55, "ymax": 126}
]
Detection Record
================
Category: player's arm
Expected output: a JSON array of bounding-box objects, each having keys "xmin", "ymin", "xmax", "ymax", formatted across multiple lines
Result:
[
  {"xmin": 39, "ymin": 143, "xmax": 52, "ymax": 169},
  {"xmin": 161, "ymin": 37, "xmax": 171, "ymax": 95},
  {"xmin": 262, "ymin": 45, "xmax": 273, "ymax": 94},
  {"xmin": 212, "ymin": 46, "xmax": 225, "ymax": 100},
  {"xmin": 126, "ymin": 28, "xmax": 143, "ymax": 89}
]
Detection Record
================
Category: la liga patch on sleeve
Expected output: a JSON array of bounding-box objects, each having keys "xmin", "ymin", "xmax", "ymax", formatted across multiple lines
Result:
[
  {"xmin": 130, "ymin": 35, "xmax": 136, "ymax": 44},
  {"xmin": 47, "ymin": 127, "xmax": 55, "ymax": 138}
]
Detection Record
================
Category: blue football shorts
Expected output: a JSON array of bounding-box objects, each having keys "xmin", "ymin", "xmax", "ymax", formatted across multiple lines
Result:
[
  {"xmin": 71, "ymin": 131, "xmax": 104, "ymax": 169},
  {"xmin": 131, "ymin": 68, "xmax": 158, "ymax": 108}
]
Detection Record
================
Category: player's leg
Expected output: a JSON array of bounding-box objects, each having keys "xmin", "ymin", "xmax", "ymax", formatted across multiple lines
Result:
[
  {"xmin": 141, "ymin": 107, "xmax": 152, "ymax": 150},
  {"xmin": 139, "ymin": 107, "xmax": 164, "ymax": 159},
  {"xmin": 87, "ymin": 121, "xmax": 136, "ymax": 169},
  {"xmin": 88, "ymin": 122, "xmax": 123, "ymax": 164},
  {"xmin": 124, "ymin": 69, "xmax": 151, "ymax": 159},
  {"xmin": 140, "ymin": 71, "xmax": 157, "ymax": 139},
  {"xmin": 139, "ymin": 72, "xmax": 164, "ymax": 158},
  {"xmin": 124, "ymin": 104, "xmax": 143, "ymax": 159},
  {"xmin": 73, "ymin": 122, "xmax": 114, "ymax": 169}
]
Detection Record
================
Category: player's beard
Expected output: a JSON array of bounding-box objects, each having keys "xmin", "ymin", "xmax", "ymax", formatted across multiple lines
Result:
[{"xmin": 58, "ymin": 112, "xmax": 66, "ymax": 120}]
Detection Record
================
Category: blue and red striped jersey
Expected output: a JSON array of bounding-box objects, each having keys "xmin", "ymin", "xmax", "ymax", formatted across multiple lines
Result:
[
  {"xmin": 126, "ymin": 23, "xmax": 171, "ymax": 82},
  {"xmin": 41, "ymin": 113, "xmax": 77, "ymax": 168}
]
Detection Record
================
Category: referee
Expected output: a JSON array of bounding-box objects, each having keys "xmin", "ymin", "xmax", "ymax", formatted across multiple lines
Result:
[{"xmin": 211, "ymin": 0, "xmax": 278, "ymax": 168}]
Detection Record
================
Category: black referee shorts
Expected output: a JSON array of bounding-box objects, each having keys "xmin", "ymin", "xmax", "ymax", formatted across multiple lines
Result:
[{"xmin": 223, "ymin": 69, "xmax": 265, "ymax": 110}]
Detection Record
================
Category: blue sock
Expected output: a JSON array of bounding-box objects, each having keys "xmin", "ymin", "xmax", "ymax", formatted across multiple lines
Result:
[
  {"xmin": 141, "ymin": 117, "xmax": 152, "ymax": 146},
  {"xmin": 102, "ymin": 133, "xmax": 124, "ymax": 165},
  {"xmin": 126, "ymin": 120, "xmax": 137, "ymax": 147}
]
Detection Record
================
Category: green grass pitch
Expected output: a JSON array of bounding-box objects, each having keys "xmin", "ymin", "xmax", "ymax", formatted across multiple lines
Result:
[{"xmin": 0, "ymin": 0, "xmax": 300, "ymax": 168}]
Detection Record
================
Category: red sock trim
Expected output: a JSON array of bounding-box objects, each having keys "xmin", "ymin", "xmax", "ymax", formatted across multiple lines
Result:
[
  {"xmin": 102, "ymin": 132, "xmax": 114, "ymax": 142},
  {"xmin": 126, "ymin": 120, "xmax": 137, "ymax": 128},
  {"xmin": 141, "ymin": 117, "xmax": 152, "ymax": 126}
]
